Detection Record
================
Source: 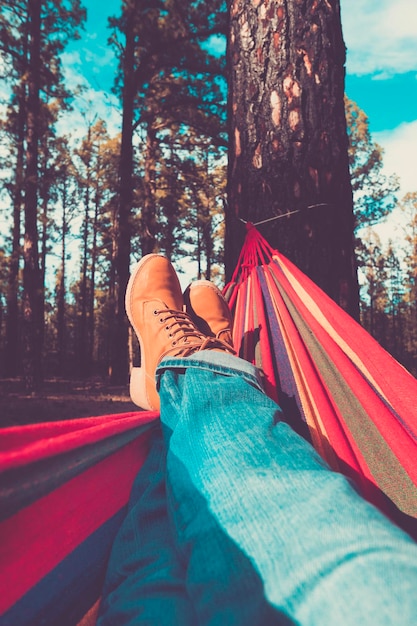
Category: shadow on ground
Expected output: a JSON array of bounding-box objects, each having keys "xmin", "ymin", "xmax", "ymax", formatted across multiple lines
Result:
[{"xmin": 0, "ymin": 378, "xmax": 139, "ymax": 428}]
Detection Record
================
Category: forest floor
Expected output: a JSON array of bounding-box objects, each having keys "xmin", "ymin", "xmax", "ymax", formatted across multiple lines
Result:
[{"xmin": 0, "ymin": 378, "xmax": 139, "ymax": 428}]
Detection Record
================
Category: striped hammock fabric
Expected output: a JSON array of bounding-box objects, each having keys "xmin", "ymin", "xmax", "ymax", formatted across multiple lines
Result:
[
  {"xmin": 224, "ymin": 224, "xmax": 417, "ymax": 536},
  {"xmin": 0, "ymin": 411, "xmax": 157, "ymax": 626},
  {"xmin": 1, "ymin": 223, "xmax": 417, "ymax": 625}
]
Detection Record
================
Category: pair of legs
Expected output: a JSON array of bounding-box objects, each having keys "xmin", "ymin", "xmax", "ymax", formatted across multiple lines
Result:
[{"xmin": 98, "ymin": 257, "xmax": 417, "ymax": 624}]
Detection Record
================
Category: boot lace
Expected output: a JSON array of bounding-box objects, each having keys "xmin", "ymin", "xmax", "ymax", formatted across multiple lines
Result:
[{"xmin": 154, "ymin": 308, "xmax": 236, "ymax": 358}]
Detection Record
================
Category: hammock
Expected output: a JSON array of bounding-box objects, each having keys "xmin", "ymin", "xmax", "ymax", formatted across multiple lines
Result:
[{"xmin": 1, "ymin": 224, "xmax": 417, "ymax": 625}]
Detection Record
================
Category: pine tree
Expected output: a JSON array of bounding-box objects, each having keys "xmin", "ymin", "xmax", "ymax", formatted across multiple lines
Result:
[
  {"xmin": 108, "ymin": 0, "xmax": 227, "ymax": 383},
  {"xmin": 0, "ymin": 0, "xmax": 86, "ymax": 387},
  {"xmin": 358, "ymin": 229, "xmax": 389, "ymax": 344},
  {"xmin": 90, "ymin": 133, "xmax": 121, "ymax": 376},
  {"xmin": 22, "ymin": 0, "xmax": 44, "ymax": 389},
  {"xmin": 2, "ymin": 88, "xmax": 26, "ymax": 377},
  {"xmin": 345, "ymin": 97, "xmax": 399, "ymax": 232},
  {"xmin": 384, "ymin": 243, "xmax": 404, "ymax": 362},
  {"xmin": 51, "ymin": 137, "xmax": 78, "ymax": 375},
  {"xmin": 401, "ymin": 192, "xmax": 417, "ymax": 372}
]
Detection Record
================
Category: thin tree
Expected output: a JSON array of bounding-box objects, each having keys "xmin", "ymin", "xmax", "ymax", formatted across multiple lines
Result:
[
  {"xmin": 1, "ymin": 0, "xmax": 86, "ymax": 387},
  {"xmin": 22, "ymin": 0, "xmax": 43, "ymax": 389},
  {"xmin": 401, "ymin": 192, "xmax": 417, "ymax": 372},
  {"xmin": 0, "ymin": 5, "xmax": 29, "ymax": 377},
  {"xmin": 3, "ymin": 86, "xmax": 26, "ymax": 377}
]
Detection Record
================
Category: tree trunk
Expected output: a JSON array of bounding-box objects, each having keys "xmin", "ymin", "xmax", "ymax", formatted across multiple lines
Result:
[
  {"xmin": 57, "ymin": 184, "xmax": 67, "ymax": 376},
  {"xmin": 79, "ymin": 145, "xmax": 91, "ymax": 378},
  {"xmin": 108, "ymin": 212, "xmax": 117, "ymax": 379},
  {"xmin": 197, "ymin": 225, "xmax": 202, "ymax": 279},
  {"xmin": 110, "ymin": 7, "xmax": 135, "ymax": 385},
  {"xmin": 204, "ymin": 221, "xmax": 213, "ymax": 280},
  {"xmin": 22, "ymin": 0, "xmax": 43, "ymax": 390},
  {"xmin": 5, "ymin": 96, "xmax": 25, "ymax": 377},
  {"xmin": 141, "ymin": 122, "xmax": 158, "ymax": 255},
  {"xmin": 39, "ymin": 151, "xmax": 49, "ymax": 359},
  {"xmin": 88, "ymin": 180, "xmax": 100, "ymax": 370},
  {"xmin": 225, "ymin": 0, "xmax": 359, "ymax": 317},
  {"xmin": 202, "ymin": 152, "xmax": 213, "ymax": 279}
]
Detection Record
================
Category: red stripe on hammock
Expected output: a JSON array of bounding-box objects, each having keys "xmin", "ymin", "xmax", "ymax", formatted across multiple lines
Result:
[
  {"xmin": 272, "ymin": 255, "xmax": 417, "ymax": 484},
  {"xmin": 0, "ymin": 410, "xmax": 158, "ymax": 469},
  {"xmin": 231, "ymin": 279, "xmax": 247, "ymax": 355},
  {"xmin": 261, "ymin": 267, "xmax": 368, "ymax": 480},
  {"xmin": 275, "ymin": 250, "xmax": 417, "ymax": 433},
  {"xmin": 0, "ymin": 430, "xmax": 152, "ymax": 614}
]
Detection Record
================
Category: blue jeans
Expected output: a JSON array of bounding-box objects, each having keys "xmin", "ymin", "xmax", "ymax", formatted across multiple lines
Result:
[{"xmin": 98, "ymin": 352, "xmax": 417, "ymax": 625}]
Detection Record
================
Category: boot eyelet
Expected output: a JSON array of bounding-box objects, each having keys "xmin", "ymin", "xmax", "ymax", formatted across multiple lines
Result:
[
  {"xmin": 153, "ymin": 310, "xmax": 159, "ymax": 316},
  {"xmin": 172, "ymin": 340, "xmax": 177, "ymax": 346},
  {"xmin": 159, "ymin": 318, "xmax": 164, "ymax": 323}
]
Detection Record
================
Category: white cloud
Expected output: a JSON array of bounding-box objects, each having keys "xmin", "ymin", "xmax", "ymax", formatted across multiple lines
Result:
[
  {"xmin": 375, "ymin": 120, "xmax": 417, "ymax": 197},
  {"xmin": 57, "ymin": 85, "xmax": 121, "ymax": 141},
  {"xmin": 362, "ymin": 120, "xmax": 417, "ymax": 250},
  {"xmin": 60, "ymin": 51, "xmax": 89, "ymax": 94},
  {"xmin": 58, "ymin": 52, "xmax": 121, "ymax": 140},
  {"xmin": 342, "ymin": 0, "xmax": 417, "ymax": 76},
  {"xmin": 84, "ymin": 47, "xmax": 115, "ymax": 70}
]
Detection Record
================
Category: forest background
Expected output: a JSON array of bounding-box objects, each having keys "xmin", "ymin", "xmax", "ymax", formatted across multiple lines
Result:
[{"xmin": 1, "ymin": 0, "xmax": 417, "ymax": 419}]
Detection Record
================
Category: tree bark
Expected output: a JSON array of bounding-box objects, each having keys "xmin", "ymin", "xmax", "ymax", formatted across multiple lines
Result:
[
  {"xmin": 225, "ymin": 0, "xmax": 359, "ymax": 317},
  {"xmin": 141, "ymin": 122, "xmax": 158, "ymax": 256},
  {"xmin": 110, "ymin": 5, "xmax": 135, "ymax": 384},
  {"xmin": 39, "ymin": 145, "xmax": 50, "ymax": 359},
  {"xmin": 57, "ymin": 180, "xmax": 67, "ymax": 375},
  {"xmin": 5, "ymin": 94, "xmax": 25, "ymax": 377},
  {"xmin": 79, "ymin": 130, "xmax": 91, "ymax": 378},
  {"xmin": 22, "ymin": 0, "xmax": 43, "ymax": 390},
  {"xmin": 88, "ymin": 177, "xmax": 100, "ymax": 370}
]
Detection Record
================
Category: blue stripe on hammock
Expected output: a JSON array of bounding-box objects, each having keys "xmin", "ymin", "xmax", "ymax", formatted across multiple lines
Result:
[
  {"xmin": 256, "ymin": 267, "xmax": 299, "ymax": 402},
  {"xmin": 256, "ymin": 266, "xmax": 311, "ymax": 441},
  {"xmin": 1, "ymin": 507, "xmax": 126, "ymax": 626}
]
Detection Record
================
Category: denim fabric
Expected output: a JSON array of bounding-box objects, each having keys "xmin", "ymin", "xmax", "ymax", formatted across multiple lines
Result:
[
  {"xmin": 158, "ymin": 351, "xmax": 417, "ymax": 625},
  {"xmin": 99, "ymin": 351, "xmax": 417, "ymax": 625},
  {"xmin": 97, "ymin": 424, "xmax": 197, "ymax": 626}
]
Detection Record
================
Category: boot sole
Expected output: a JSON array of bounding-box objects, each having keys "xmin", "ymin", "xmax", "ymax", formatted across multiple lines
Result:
[{"xmin": 125, "ymin": 254, "xmax": 162, "ymax": 411}]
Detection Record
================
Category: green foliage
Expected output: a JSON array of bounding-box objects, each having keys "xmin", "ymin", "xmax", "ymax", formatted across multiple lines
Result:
[
  {"xmin": 346, "ymin": 98, "xmax": 417, "ymax": 371},
  {"xmin": 0, "ymin": 0, "xmax": 87, "ymax": 383},
  {"xmin": 358, "ymin": 194, "xmax": 417, "ymax": 376},
  {"xmin": 0, "ymin": 0, "xmax": 86, "ymax": 101},
  {"xmin": 345, "ymin": 97, "xmax": 399, "ymax": 232},
  {"xmin": 110, "ymin": 0, "xmax": 227, "ymax": 134},
  {"xmin": 103, "ymin": 0, "xmax": 228, "ymax": 303},
  {"xmin": 130, "ymin": 122, "xmax": 227, "ymax": 277},
  {"xmin": 399, "ymin": 193, "xmax": 417, "ymax": 364}
]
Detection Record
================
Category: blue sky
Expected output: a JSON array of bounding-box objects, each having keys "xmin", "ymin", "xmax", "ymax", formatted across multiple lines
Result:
[
  {"xmin": 64, "ymin": 0, "xmax": 417, "ymax": 201},
  {"xmin": 342, "ymin": 0, "xmax": 417, "ymax": 203}
]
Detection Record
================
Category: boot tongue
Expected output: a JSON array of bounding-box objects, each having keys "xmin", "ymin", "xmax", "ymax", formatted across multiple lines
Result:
[{"xmin": 157, "ymin": 307, "xmax": 204, "ymax": 342}]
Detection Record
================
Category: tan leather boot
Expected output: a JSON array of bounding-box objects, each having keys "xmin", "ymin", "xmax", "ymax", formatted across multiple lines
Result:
[
  {"xmin": 183, "ymin": 280, "xmax": 235, "ymax": 352},
  {"xmin": 125, "ymin": 255, "xmax": 233, "ymax": 411}
]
